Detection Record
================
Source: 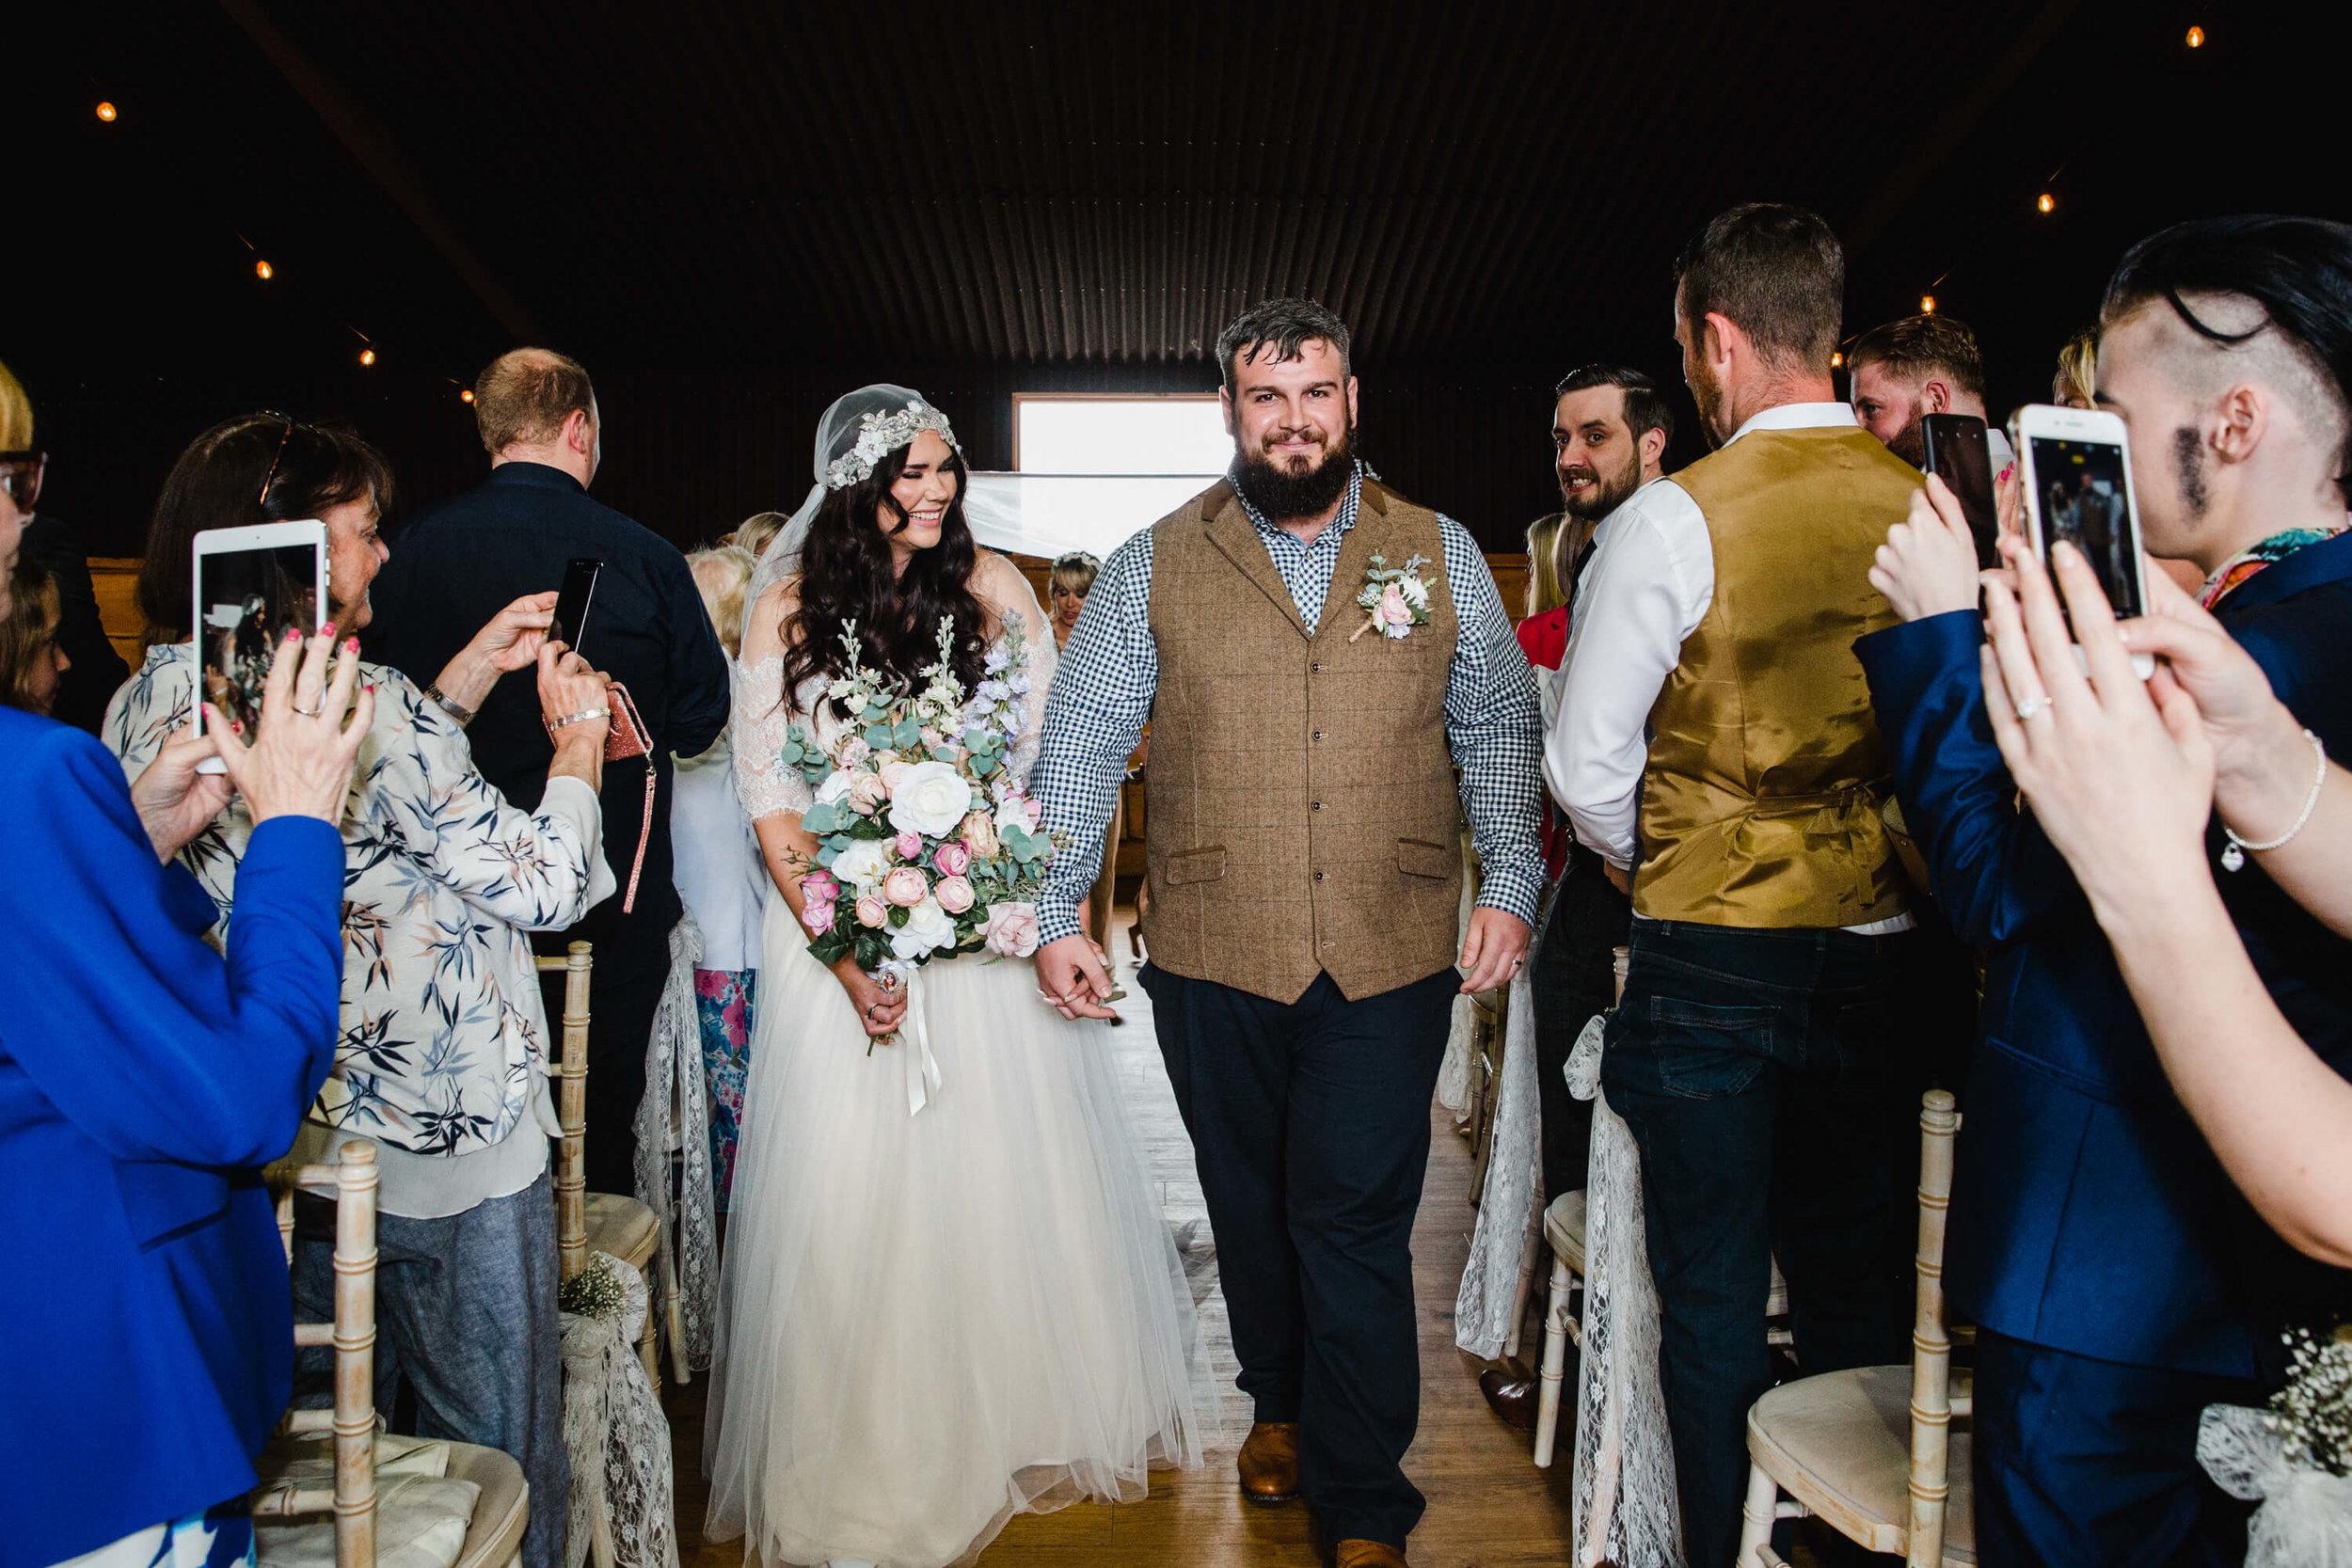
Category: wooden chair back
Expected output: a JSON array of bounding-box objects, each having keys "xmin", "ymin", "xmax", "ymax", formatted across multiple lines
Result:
[
  {"xmin": 1905, "ymin": 1087, "xmax": 1961, "ymax": 1567},
  {"xmin": 534, "ymin": 941, "xmax": 593, "ymax": 1281},
  {"xmin": 257, "ymin": 1141, "xmax": 381, "ymax": 1568}
]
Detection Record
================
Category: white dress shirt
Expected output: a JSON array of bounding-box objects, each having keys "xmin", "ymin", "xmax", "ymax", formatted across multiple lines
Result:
[{"xmin": 1544, "ymin": 401, "xmax": 1913, "ymax": 934}]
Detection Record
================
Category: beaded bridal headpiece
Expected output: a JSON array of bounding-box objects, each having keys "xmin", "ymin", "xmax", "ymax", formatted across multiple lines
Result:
[
  {"xmin": 823, "ymin": 400, "xmax": 962, "ymax": 491},
  {"xmin": 744, "ymin": 384, "xmax": 965, "ymax": 637}
]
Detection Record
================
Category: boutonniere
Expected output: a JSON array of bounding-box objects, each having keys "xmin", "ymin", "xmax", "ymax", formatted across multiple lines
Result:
[{"xmin": 1349, "ymin": 553, "xmax": 1436, "ymax": 642}]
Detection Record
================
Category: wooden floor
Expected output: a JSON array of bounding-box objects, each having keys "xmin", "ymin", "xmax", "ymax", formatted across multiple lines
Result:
[{"xmin": 666, "ymin": 916, "xmax": 1580, "ymax": 1567}]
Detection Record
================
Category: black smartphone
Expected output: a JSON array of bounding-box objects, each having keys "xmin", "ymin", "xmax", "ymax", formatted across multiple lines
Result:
[
  {"xmin": 550, "ymin": 558, "xmax": 603, "ymax": 659},
  {"xmin": 1920, "ymin": 413, "xmax": 1999, "ymax": 569}
]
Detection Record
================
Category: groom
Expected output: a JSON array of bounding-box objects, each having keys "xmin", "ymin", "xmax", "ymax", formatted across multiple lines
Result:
[{"xmin": 1032, "ymin": 298, "xmax": 1544, "ymax": 1567}]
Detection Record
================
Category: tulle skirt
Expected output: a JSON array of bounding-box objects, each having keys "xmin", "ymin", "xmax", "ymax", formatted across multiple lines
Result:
[{"xmin": 703, "ymin": 896, "xmax": 1213, "ymax": 1567}]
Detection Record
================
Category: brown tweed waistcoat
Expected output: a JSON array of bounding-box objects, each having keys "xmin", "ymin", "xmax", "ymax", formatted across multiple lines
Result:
[{"xmin": 1140, "ymin": 478, "xmax": 1461, "ymax": 1004}]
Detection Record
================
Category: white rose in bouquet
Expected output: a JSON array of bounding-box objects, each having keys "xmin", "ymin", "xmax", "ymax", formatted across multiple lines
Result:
[
  {"xmin": 890, "ymin": 895, "xmax": 959, "ymax": 960},
  {"xmin": 813, "ymin": 768, "xmax": 856, "ymax": 806},
  {"xmin": 831, "ymin": 838, "xmax": 893, "ymax": 894},
  {"xmin": 993, "ymin": 791, "xmax": 1041, "ymax": 837},
  {"xmin": 889, "ymin": 760, "xmax": 975, "ymax": 837}
]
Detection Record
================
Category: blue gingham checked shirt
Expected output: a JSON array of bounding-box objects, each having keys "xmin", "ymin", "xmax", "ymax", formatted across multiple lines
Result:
[{"xmin": 1032, "ymin": 463, "xmax": 1547, "ymax": 945}]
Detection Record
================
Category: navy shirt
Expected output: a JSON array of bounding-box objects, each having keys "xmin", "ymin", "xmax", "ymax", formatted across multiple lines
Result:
[{"xmin": 362, "ymin": 462, "xmax": 730, "ymax": 930}]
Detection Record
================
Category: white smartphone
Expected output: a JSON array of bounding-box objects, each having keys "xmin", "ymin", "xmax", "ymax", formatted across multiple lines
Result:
[
  {"xmin": 190, "ymin": 520, "xmax": 329, "ymax": 770},
  {"xmin": 2010, "ymin": 403, "xmax": 2156, "ymax": 679}
]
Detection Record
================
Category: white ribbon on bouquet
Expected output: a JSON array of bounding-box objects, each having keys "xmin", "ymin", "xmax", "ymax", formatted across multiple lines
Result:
[{"xmin": 879, "ymin": 958, "xmax": 944, "ymax": 1117}]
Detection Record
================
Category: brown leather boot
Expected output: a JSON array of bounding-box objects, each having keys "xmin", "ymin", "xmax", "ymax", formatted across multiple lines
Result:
[
  {"xmin": 1235, "ymin": 1420, "xmax": 1299, "ymax": 1504},
  {"xmin": 1333, "ymin": 1541, "xmax": 1409, "ymax": 1568}
]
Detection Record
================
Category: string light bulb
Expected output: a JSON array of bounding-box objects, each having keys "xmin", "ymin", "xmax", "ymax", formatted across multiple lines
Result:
[
  {"xmin": 1921, "ymin": 294, "xmax": 1936, "ymax": 314},
  {"xmin": 460, "ymin": 388, "xmax": 476, "ymax": 404},
  {"xmin": 254, "ymin": 259, "xmax": 273, "ymax": 280},
  {"xmin": 95, "ymin": 102, "xmax": 119, "ymax": 122},
  {"xmin": 1830, "ymin": 352, "xmax": 1844, "ymax": 369},
  {"xmin": 358, "ymin": 348, "xmax": 376, "ymax": 367},
  {"xmin": 2038, "ymin": 193, "xmax": 2056, "ymax": 214},
  {"xmin": 2186, "ymin": 24, "xmax": 2204, "ymax": 46}
]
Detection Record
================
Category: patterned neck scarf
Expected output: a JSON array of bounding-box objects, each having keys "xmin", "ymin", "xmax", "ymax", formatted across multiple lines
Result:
[{"xmin": 2200, "ymin": 519, "xmax": 2350, "ymax": 609}]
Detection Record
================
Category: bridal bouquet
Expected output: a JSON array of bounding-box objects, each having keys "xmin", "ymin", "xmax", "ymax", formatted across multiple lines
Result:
[
  {"xmin": 775, "ymin": 616, "xmax": 1061, "ymax": 990},
  {"xmin": 2198, "ymin": 1325, "xmax": 2352, "ymax": 1566}
]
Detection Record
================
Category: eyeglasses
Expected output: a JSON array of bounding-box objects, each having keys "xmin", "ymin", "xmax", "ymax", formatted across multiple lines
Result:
[
  {"xmin": 254, "ymin": 410, "xmax": 317, "ymax": 510},
  {"xmin": 0, "ymin": 451, "xmax": 45, "ymax": 512}
]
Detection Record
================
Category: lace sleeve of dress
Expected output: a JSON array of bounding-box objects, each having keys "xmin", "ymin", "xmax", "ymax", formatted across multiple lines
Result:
[
  {"xmin": 733, "ymin": 656, "xmax": 813, "ymax": 821},
  {"xmin": 988, "ymin": 562, "xmax": 1058, "ymax": 788}
]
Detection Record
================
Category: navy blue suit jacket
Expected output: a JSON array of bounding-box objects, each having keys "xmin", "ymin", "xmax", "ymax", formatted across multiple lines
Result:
[
  {"xmin": 0, "ymin": 709, "xmax": 344, "ymax": 1566},
  {"xmin": 1858, "ymin": 534, "xmax": 2352, "ymax": 1380},
  {"xmin": 362, "ymin": 463, "xmax": 730, "ymax": 931}
]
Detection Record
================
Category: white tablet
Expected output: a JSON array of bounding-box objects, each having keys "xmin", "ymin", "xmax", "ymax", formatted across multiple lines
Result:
[{"xmin": 190, "ymin": 520, "xmax": 329, "ymax": 768}]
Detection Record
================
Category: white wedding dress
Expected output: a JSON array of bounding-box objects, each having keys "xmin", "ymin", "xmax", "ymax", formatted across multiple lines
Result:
[{"xmin": 705, "ymin": 565, "xmax": 1212, "ymax": 1568}]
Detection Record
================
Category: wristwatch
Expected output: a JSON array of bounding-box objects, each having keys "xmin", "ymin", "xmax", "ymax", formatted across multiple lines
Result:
[{"xmin": 422, "ymin": 682, "xmax": 477, "ymax": 727}]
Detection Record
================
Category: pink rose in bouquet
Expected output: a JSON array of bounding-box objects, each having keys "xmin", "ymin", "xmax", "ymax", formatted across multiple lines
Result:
[
  {"xmin": 880, "ymin": 758, "xmax": 912, "ymax": 793},
  {"xmin": 932, "ymin": 841, "xmax": 970, "ymax": 878},
  {"xmin": 980, "ymin": 901, "xmax": 1041, "ymax": 958},
  {"xmin": 894, "ymin": 829, "xmax": 924, "ymax": 861},
  {"xmin": 959, "ymin": 810, "xmax": 998, "ymax": 858},
  {"xmin": 798, "ymin": 894, "xmax": 837, "ymax": 935},
  {"xmin": 854, "ymin": 895, "xmax": 889, "ymax": 928},
  {"xmin": 1378, "ymin": 581, "xmax": 1412, "ymax": 634},
  {"xmin": 798, "ymin": 869, "xmax": 839, "ymax": 908},
  {"xmin": 848, "ymin": 773, "xmax": 889, "ymax": 816},
  {"xmin": 934, "ymin": 875, "xmax": 976, "ymax": 914},
  {"xmin": 882, "ymin": 865, "xmax": 930, "ymax": 908}
]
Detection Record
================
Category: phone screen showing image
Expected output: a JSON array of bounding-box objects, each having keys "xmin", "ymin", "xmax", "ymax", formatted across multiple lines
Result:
[
  {"xmin": 2029, "ymin": 436, "xmax": 2144, "ymax": 618},
  {"xmin": 198, "ymin": 544, "xmax": 323, "ymax": 734}
]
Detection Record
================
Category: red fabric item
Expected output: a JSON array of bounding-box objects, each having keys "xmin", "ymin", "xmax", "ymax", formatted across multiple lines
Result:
[{"xmin": 1516, "ymin": 607, "xmax": 1572, "ymax": 879}]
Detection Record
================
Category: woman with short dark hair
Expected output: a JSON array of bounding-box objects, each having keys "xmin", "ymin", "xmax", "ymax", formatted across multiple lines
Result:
[{"xmin": 107, "ymin": 412, "xmax": 619, "ymax": 1568}]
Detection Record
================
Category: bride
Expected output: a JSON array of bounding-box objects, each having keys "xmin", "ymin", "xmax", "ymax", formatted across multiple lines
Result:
[{"xmin": 706, "ymin": 385, "xmax": 1211, "ymax": 1567}]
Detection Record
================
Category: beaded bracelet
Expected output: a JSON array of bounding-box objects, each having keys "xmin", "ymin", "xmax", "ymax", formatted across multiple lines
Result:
[{"xmin": 2221, "ymin": 727, "xmax": 2326, "ymax": 872}]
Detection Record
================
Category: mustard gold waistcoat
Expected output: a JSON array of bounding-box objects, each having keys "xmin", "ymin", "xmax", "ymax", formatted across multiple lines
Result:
[
  {"xmin": 1634, "ymin": 425, "xmax": 1922, "ymax": 927},
  {"xmin": 1141, "ymin": 479, "xmax": 1462, "ymax": 1004}
]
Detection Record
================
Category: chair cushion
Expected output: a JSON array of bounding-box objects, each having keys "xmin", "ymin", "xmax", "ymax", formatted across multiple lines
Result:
[
  {"xmin": 1544, "ymin": 1190, "xmax": 1586, "ymax": 1275},
  {"xmin": 583, "ymin": 1191, "xmax": 659, "ymax": 1270},
  {"xmin": 445, "ymin": 1442, "xmax": 529, "ymax": 1568},
  {"xmin": 1746, "ymin": 1364, "xmax": 1974, "ymax": 1563}
]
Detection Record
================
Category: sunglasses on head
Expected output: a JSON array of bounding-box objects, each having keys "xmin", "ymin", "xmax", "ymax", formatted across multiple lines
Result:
[
  {"xmin": 0, "ymin": 451, "xmax": 45, "ymax": 512},
  {"xmin": 253, "ymin": 410, "xmax": 320, "ymax": 510}
]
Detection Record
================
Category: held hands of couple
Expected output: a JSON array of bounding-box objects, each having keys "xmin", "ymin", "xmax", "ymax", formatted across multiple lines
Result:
[
  {"xmin": 1035, "ymin": 934, "xmax": 1119, "ymax": 1022},
  {"xmin": 133, "ymin": 626, "xmax": 375, "ymax": 860}
]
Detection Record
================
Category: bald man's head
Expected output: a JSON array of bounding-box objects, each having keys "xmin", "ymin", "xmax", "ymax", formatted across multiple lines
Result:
[{"xmin": 475, "ymin": 347, "xmax": 597, "ymax": 456}]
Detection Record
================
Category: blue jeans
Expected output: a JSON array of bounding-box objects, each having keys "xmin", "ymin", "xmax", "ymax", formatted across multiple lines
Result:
[
  {"xmin": 1601, "ymin": 919, "xmax": 1926, "ymax": 1568},
  {"xmin": 294, "ymin": 1170, "xmax": 567, "ymax": 1568}
]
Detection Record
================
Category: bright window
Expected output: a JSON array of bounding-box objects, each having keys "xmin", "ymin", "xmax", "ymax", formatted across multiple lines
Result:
[{"xmin": 1012, "ymin": 394, "xmax": 1229, "ymax": 475}]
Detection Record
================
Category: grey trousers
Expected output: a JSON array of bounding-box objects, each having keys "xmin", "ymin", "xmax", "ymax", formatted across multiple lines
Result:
[{"xmin": 294, "ymin": 1170, "xmax": 568, "ymax": 1568}]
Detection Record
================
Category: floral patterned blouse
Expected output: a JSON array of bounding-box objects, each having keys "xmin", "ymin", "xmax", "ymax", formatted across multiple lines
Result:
[{"xmin": 105, "ymin": 644, "xmax": 611, "ymax": 1158}]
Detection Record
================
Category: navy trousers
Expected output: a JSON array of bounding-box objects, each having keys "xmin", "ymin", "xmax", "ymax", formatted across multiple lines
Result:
[
  {"xmin": 1975, "ymin": 1330, "xmax": 2259, "ymax": 1567},
  {"xmin": 1140, "ymin": 961, "xmax": 1458, "ymax": 1549},
  {"xmin": 1601, "ymin": 919, "xmax": 1926, "ymax": 1568}
]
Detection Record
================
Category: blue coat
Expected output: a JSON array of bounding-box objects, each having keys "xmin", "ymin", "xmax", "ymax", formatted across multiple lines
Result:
[
  {"xmin": 1858, "ymin": 534, "xmax": 2352, "ymax": 1380},
  {"xmin": 0, "ymin": 709, "xmax": 344, "ymax": 1568}
]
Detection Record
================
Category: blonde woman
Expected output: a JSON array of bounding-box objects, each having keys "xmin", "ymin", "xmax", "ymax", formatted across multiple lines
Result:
[{"xmin": 677, "ymin": 542, "xmax": 767, "ymax": 1206}]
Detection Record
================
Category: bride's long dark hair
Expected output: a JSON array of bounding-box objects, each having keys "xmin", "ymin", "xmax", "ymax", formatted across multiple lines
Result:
[{"xmin": 777, "ymin": 441, "xmax": 992, "ymax": 720}]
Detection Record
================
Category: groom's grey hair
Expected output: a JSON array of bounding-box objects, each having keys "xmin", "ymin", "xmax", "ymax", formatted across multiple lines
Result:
[{"xmin": 1216, "ymin": 298, "xmax": 1353, "ymax": 391}]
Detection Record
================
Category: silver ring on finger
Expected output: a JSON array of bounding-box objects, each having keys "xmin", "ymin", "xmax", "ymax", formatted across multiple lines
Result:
[
  {"xmin": 2015, "ymin": 694, "xmax": 2052, "ymax": 721},
  {"xmin": 293, "ymin": 696, "xmax": 326, "ymax": 718}
]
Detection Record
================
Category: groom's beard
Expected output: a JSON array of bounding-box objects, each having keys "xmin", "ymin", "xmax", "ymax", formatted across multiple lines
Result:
[{"xmin": 1233, "ymin": 421, "xmax": 1359, "ymax": 522}]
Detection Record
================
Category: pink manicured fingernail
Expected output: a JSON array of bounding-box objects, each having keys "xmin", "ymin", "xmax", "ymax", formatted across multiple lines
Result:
[
  {"xmin": 284, "ymin": 626, "xmax": 301, "ymax": 643},
  {"xmin": 230, "ymin": 720, "xmax": 244, "ymax": 734},
  {"xmin": 322, "ymin": 623, "xmax": 336, "ymax": 638},
  {"xmin": 343, "ymin": 637, "xmax": 359, "ymax": 655},
  {"xmin": 364, "ymin": 682, "xmax": 376, "ymax": 694}
]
